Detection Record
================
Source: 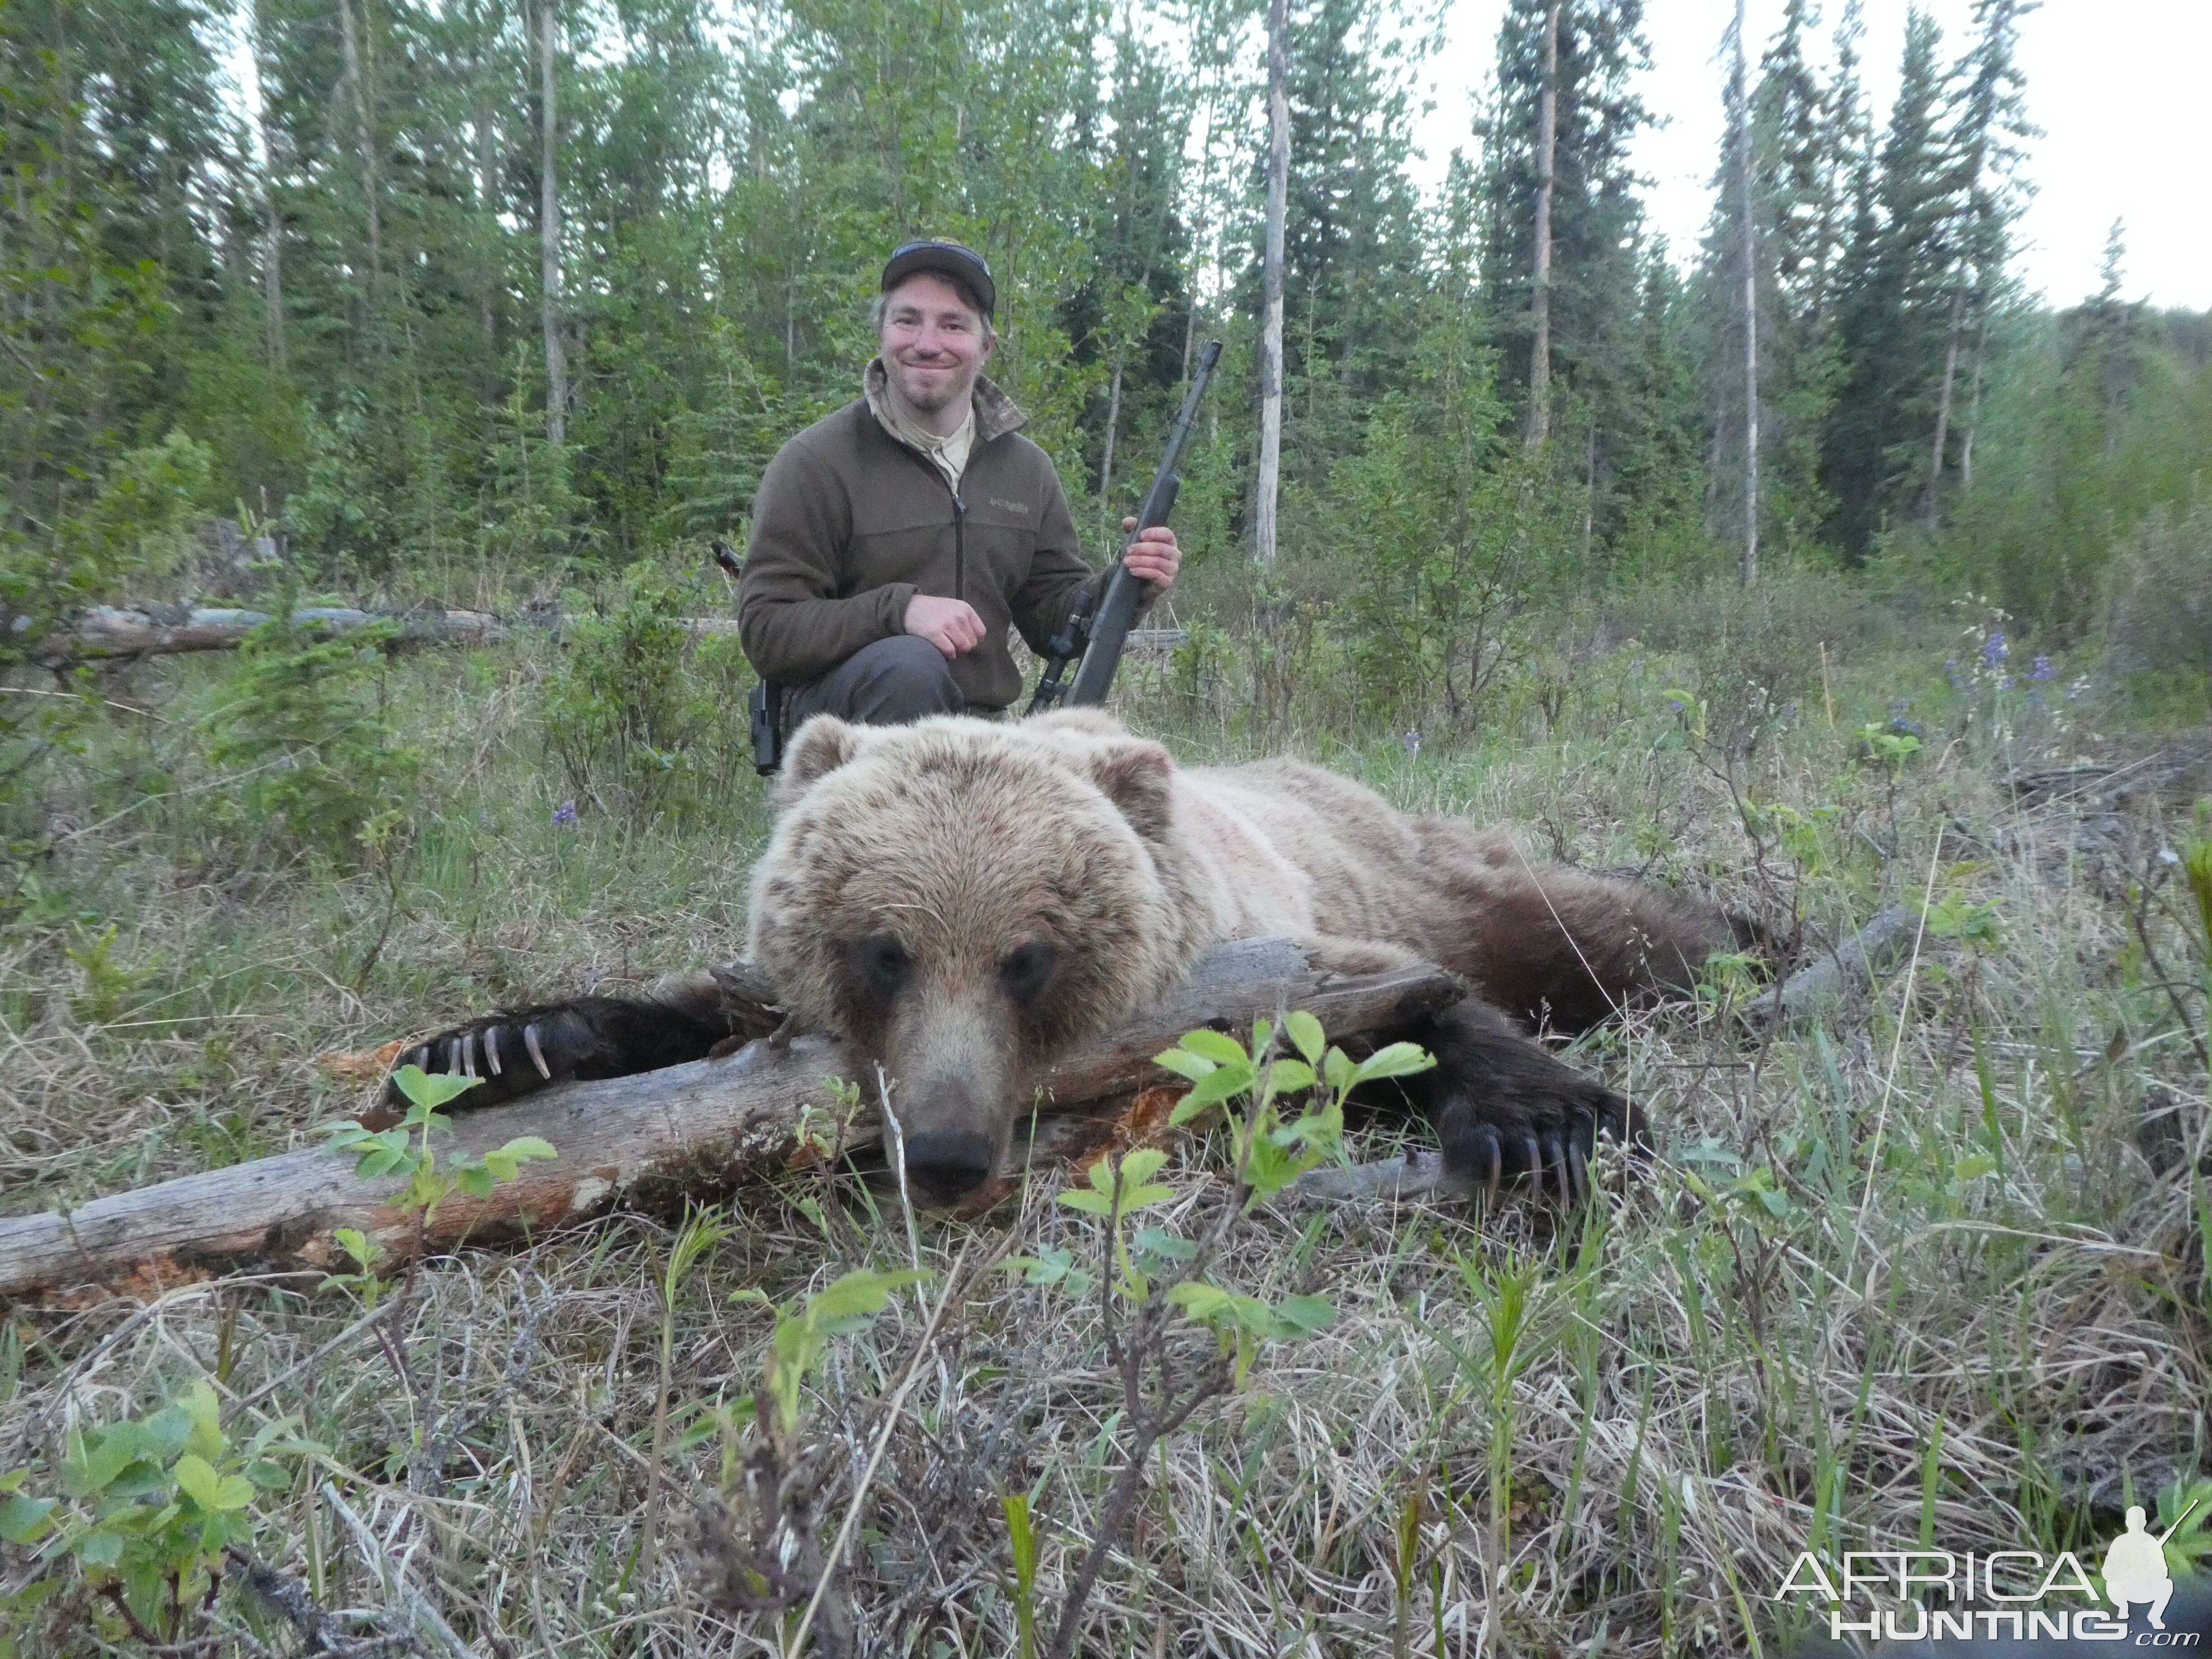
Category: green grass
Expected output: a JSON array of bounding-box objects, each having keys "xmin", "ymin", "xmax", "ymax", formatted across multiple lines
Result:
[{"xmin": 0, "ymin": 602, "xmax": 2206, "ymax": 1655}]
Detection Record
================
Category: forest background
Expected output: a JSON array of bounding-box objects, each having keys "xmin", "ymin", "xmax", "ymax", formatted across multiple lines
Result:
[{"xmin": 6, "ymin": 0, "xmax": 2210, "ymax": 735}]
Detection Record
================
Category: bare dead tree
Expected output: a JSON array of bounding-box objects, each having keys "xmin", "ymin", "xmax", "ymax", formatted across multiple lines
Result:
[
  {"xmin": 1255, "ymin": 0, "xmax": 1289, "ymax": 566},
  {"xmin": 538, "ymin": 0, "xmax": 567, "ymax": 445},
  {"xmin": 1526, "ymin": 1, "xmax": 1561, "ymax": 452},
  {"xmin": 336, "ymin": 0, "xmax": 381, "ymax": 284},
  {"xmin": 1730, "ymin": 0, "xmax": 1759, "ymax": 583}
]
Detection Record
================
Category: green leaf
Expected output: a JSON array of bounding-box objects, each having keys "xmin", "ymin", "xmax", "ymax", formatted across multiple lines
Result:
[
  {"xmin": 173, "ymin": 1453, "xmax": 252, "ymax": 1512},
  {"xmin": 332, "ymin": 1228, "xmax": 374, "ymax": 1271},
  {"xmin": 0, "ymin": 1493, "xmax": 56, "ymax": 1546},
  {"xmin": 454, "ymin": 1164, "xmax": 494, "ymax": 1200},
  {"xmin": 1057, "ymin": 1190, "xmax": 1115, "ymax": 1215},
  {"xmin": 802, "ymin": 1268, "xmax": 928, "ymax": 1329},
  {"xmin": 69, "ymin": 1425, "xmax": 148, "ymax": 1495},
  {"xmin": 1131, "ymin": 1226, "xmax": 1195, "ymax": 1264},
  {"xmin": 390, "ymin": 1064, "xmax": 481, "ymax": 1112},
  {"xmin": 1153, "ymin": 1049, "xmax": 1217, "ymax": 1083},
  {"xmin": 499, "ymin": 1135, "xmax": 557, "ymax": 1163},
  {"xmin": 1274, "ymin": 1294, "xmax": 1336, "ymax": 1335},
  {"xmin": 1349, "ymin": 1043, "xmax": 1436, "ymax": 1085},
  {"xmin": 1284, "ymin": 1011, "xmax": 1326, "ymax": 1065},
  {"xmin": 176, "ymin": 1379, "xmax": 224, "ymax": 1460},
  {"xmin": 1262, "ymin": 1059, "xmax": 1315, "ymax": 1097},
  {"xmin": 1175, "ymin": 1028, "xmax": 1251, "ymax": 1066},
  {"xmin": 1166, "ymin": 1063, "xmax": 1256, "ymax": 1120},
  {"xmin": 1118, "ymin": 1148, "xmax": 1169, "ymax": 1189}
]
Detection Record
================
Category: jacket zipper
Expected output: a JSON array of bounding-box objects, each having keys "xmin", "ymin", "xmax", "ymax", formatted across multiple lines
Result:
[{"xmin": 888, "ymin": 432, "xmax": 974, "ymax": 605}]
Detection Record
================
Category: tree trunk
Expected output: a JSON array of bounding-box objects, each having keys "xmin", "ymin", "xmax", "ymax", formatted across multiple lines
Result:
[
  {"xmin": 1254, "ymin": 0, "xmax": 1289, "ymax": 567},
  {"xmin": 538, "ymin": 0, "xmax": 567, "ymax": 445},
  {"xmin": 1924, "ymin": 284, "xmax": 1965, "ymax": 522},
  {"xmin": 335, "ymin": 0, "xmax": 380, "ymax": 284},
  {"xmin": 475, "ymin": 97, "xmax": 498, "ymax": 378},
  {"xmin": 1098, "ymin": 357, "xmax": 1123, "ymax": 503},
  {"xmin": 1960, "ymin": 302, "xmax": 1990, "ymax": 492},
  {"xmin": 1526, "ymin": 1, "xmax": 1561, "ymax": 452},
  {"xmin": 0, "ymin": 942, "xmax": 1462, "ymax": 1301},
  {"xmin": 1734, "ymin": 0, "xmax": 1759, "ymax": 585},
  {"xmin": 252, "ymin": 1, "xmax": 285, "ymax": 372}
]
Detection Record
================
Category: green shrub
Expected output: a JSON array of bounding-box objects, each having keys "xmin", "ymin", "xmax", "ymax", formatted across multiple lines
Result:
[
  {"xmin": 541, "ymin": 561, "xmax": 755, "ymax": 818},
  {"xmin": 2103, "ymin": 501, "xmax": 2212, "ymax": 716},
  {"xmin": 200, "ymin": 613, "xmax": 422, "ymax": 865}
]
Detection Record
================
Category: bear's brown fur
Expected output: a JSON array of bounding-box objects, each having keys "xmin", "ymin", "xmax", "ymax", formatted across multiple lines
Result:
[{"xmin": 396, "ymin": 711, "xmax": 1729, "ymax": 1204}]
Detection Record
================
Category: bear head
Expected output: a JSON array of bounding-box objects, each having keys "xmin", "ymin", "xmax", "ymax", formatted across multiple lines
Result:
[{"xmin": 745, "ymin": 712, "xmax": 1190, "ymax": 1204}]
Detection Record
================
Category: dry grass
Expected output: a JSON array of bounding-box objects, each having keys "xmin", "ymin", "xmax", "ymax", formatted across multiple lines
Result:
[{"xmin": 1, "ymin": 630, "xmax": 2207, "ymax": 1656}]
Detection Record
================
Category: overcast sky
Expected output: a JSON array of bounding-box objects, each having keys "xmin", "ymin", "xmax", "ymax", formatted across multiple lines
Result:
[{"xmin": 1407, "ymin": 0, "xmax": 2212, "ymax": 310}]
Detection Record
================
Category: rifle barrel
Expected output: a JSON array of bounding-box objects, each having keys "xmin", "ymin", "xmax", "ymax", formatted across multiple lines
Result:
[{"xmin": 1064, "ymin": 340, "xmax": 1221, "ymax": 708}]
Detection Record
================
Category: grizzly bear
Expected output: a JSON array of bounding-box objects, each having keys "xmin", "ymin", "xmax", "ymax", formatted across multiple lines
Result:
[{"xmin": 393, "ymin": 710, "xmax": 1731, "ymax": 1205}]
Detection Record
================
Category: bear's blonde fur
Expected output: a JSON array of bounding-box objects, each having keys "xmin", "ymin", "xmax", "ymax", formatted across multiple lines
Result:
[
  {"xmin": 741, "ymin": 709, "xmax": 1725, "ymax": 1198},
  {"xmin": 397, "ymin": 709, "xmax": 1726, "ymax": 1204}
]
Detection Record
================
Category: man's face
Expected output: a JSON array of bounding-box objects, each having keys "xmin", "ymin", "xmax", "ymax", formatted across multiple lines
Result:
[{"xmin": 878, "ymin": 273, "xmax": 993, "ymax": 417}]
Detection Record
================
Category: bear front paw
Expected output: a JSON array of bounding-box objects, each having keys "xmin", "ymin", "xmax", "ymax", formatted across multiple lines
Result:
[
  {"xmin": 384, "ymin": 1007, "xmax": 608, "ymax": 1110},
  {"xmin": 1434, "ymin": 1083, "xmax": 1642, "ymax": 1206}
]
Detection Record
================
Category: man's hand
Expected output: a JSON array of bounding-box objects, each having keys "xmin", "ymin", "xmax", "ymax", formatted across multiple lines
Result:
[
  {"xmin": 1120, "ymin": 520, "xmax": 1181, "ymax": 592},
  {"xmin": 904, "ymin": 592, "xmax": 988, "ymax": 658}
]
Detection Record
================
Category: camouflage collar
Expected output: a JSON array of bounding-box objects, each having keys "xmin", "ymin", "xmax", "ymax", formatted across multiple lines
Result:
[{"xmin": 864, "ymin": 358, "xmax": 1027, "ymax": 446}]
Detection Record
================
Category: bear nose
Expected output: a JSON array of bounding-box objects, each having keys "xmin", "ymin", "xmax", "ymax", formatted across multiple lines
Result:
[{"xmin": 900, "ymin": 1130, "xmax": 996, "ymax": 1204}]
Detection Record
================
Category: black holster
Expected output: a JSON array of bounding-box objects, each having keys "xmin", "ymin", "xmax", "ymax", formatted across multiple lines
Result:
[{"xmin": 749, "ymin": 680, "xmax": 785, "ymax": 776}]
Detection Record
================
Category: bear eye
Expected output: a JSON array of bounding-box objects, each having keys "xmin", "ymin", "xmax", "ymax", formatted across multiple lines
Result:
[
  {"xmin": 999, "ymin": 942, "xmax": 1056, "ymax": 1000},
  {"xmin": 847, "ymin": 934, "xmax": 910, "ymax": 994}
]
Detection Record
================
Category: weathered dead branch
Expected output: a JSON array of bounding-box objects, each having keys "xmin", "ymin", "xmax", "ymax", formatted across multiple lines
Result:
[{"xmin": 0, "ymin": 938, "xmax": 1460, "ymax": 1302}]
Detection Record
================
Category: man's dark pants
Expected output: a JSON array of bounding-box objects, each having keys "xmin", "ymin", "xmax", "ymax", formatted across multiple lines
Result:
[{"xmin": 782, "ymin": 634, "xmax": 970, "ymax": 728}]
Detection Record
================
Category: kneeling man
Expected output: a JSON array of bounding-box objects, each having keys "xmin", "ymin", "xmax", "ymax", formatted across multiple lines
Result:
[{"xmin": 739, "ymin": 239, "xmax": 1180, "ymax": 726}]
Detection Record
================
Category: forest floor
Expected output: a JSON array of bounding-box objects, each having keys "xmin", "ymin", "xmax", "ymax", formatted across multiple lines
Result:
[{"xmin": 2, "ymin": 603, "xmax": 2209, "ymax": 1657}]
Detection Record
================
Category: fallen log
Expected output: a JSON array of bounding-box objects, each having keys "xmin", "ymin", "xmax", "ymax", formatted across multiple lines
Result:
[
  {"xmin": 43, "ymin": 605, "xmax": 1188, "ymax": 666},
  {"xmin": 48, "ymin": 605, "xmax": 507, "ymax": 664},
  {"xmin": 0, "ymin": 938, "xmax": 1462, "ymax": 1303},
  {"xmin": 1748, "ymin": 905, "xmax": 1919, "ymax": 1026}
]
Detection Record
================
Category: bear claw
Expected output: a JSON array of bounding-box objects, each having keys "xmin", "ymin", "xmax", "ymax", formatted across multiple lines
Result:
[{"xmin": 524, "ymin": 1023, "xmax": 553, "ymax": 1081}]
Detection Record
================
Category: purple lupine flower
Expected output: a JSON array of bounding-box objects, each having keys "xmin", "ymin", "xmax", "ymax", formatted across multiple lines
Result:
[
  {"xmin": 2029, "ymin": 654, "xmax": 2054, "ymax": 682},
  {"xmin": 1981, "ymin": 630, "xmax": 2008, "ymax": 668},
  {"xmin": 1401, "ymin": 729, "xmax": 1421, "ymax": 758},
  {"xmin": 1944, "ymin": 657, "xmax": 1962, "ymax": 690},
  {"xmin": 552, "ymin": 800, "xmax": 578, "ymax": 826}
]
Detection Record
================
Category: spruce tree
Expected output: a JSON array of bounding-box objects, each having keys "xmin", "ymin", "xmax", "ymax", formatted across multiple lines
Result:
[{"xmin": 1818, "ymin": 6, "xmax": 1959, "ymax": 561}]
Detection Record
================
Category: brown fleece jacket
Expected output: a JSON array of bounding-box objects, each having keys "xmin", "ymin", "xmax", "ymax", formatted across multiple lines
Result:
[{"xmin": 736, "ymin": 372, "xmax": 1102, "ymax": 713}]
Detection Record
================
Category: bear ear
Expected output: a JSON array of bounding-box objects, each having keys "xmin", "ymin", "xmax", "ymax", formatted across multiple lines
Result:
[
  {"xmin": 778, "ymin": 715, "xmax": 860, "ymax": 803},
  {"xmin": 1086, "ymin": 739, "xmax": 1176, "ymax": 843}
]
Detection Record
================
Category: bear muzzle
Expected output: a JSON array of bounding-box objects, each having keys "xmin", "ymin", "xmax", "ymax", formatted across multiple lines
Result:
[{"xmin": 898, "ymin": 1129, "xmax": 999, "ymax": 1204}]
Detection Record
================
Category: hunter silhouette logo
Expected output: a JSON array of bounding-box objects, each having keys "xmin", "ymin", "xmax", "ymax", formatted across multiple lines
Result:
[
  {"xmin": 2105, "ymin": 1501, "xmax": 2199, "ymax": 1632},
  {"xmin": 1776, "ymin": 1495, "xmax": 2204, "ymax": 1645}
]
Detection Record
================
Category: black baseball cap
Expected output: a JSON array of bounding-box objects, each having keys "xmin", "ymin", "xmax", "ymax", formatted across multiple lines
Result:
[{"xmin": 880, "ymin": 239, "xmax": 996, "ymax": 319}]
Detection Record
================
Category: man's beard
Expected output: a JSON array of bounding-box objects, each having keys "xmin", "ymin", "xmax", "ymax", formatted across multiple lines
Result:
[{"xmin": 894, "ymin": 360, "xmax": 973, "ymax": 415}]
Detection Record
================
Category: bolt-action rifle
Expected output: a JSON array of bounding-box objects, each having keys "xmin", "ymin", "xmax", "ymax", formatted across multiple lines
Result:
[{"xmin": 1028, "ymin": 338, "xmax": 1222, "ymax": 715}]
